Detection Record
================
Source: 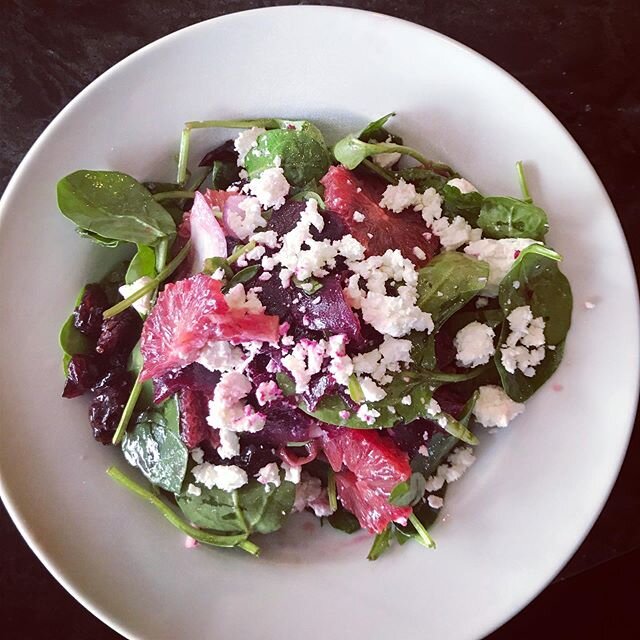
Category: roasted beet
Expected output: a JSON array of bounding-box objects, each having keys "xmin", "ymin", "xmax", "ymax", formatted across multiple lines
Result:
[
  {"xmin": 266, "ymin": 200, "xmax": 348, "ymax": 242},
  {"xmin": 62, "ymin": 354, "xmax": 103, "ymax": 398},
  {"xmin": 88, "ymin": 369, "xmax": 133, "ymax": 444},
  {"xmin": 178, "ymin": 388, "xmax": 210, "ymax": 448},
  {"xmin": 73, "ymin": 284, "xmax": 108, "ymax": 338},
  {"xmin": 245, "ymin": 405, "xmax": 317, "ymax": 446},
  {"xmin": 96, "ymin": 307, "xmax": 142, "ymax": 357},
  {"xmin": 153, "ymin": 363, "xmax": 220, "ymax": 404},
  {"xmin": 201, "ymin": 439, "xmax": 279, "ymax": 476},
  {"xmin": 302, "ymin": 373, "xmax": 339, "ymax": 411},
  {"xmin": 199, "ymin": 139, "xmax": 237, "ymax": 166}
]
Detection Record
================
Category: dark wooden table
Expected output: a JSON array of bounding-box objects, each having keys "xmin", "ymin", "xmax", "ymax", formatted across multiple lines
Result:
[{"xmin": 1, "ymin": 1, "xmax": 638, "ymax": 638}]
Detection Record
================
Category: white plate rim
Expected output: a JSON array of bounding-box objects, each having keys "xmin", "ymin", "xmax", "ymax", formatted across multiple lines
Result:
[{"xmin": 0, "ymin": 6, "xmax": 638, "ymax": 639}]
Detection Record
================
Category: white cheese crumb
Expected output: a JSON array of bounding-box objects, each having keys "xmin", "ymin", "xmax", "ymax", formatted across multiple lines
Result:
[
  {"xmin": 356, "ymin": 404, "xmax": 380, "ymax": 425},
  {"xmin": 359, "ymin": 377, "xmax": 387, "ymax": 402},
  {"xmin": 431, "ymin": 215, "xmax": 479, "ymax": 251},
  {"xmin": 379, "ymin": 178, "xmax": 418, "ymax": 213},
  {"xmin": 118, "ymin": 276, "xmax": 154, "ymax": 315},
  {"xmin": 446, "ymin": 177, "xmax": 478, "ymax": 194},
  {"xmin": 353, "ymin": 211, "xmax": 365, "ymax": 222},
  {"xmin": 473, "ymin": 385, "xmax": 525, "ymax": 428},
  {"xmin": 207, "ymin": 371, "xmax": 265, "ymax": 433},
  {"xmin": 256, "ymin": 462, "xmax": 281, "ymax": 489},
  {"xmin": 414, "ymin": 187, "xmax": 443, "ymax": 226},
  {"xmin": 217, "ymin": 428, "xmax": 240, "ymax": 460},
  {"xmin": 197, "ymin": 340, "xmax": 246, "ymax": 372},
  {"xmin": 191, "ymin": 447, "xmax": 204, "ymax": 464},
  {"xmin": 412, "ymin": 246, "xmax": 427, "ymax": 261},
  {"xmin": 245, "ymin": 166, "xmax": 290, "ymax": 210},
  {"xmin": 454, "ymin": 322, "xmax": 496, "ymax": 368},
  {"xmin": 186, "ymin": 483, "xmax": 202, "ymax": 497},
  {"xmin": 427, "ymin": 494, "xmax": 444, "ymax": 509},
  {"xmin": 234, "ymin": 127, "xmax": 266, "ymax": 166},
  {"xmin": 282, "ymin": 461, "xmax": 301, "ymax": 484},
  {"xmin": 192, "ymin": 463, "xmax": 248, "ymax": 491}
]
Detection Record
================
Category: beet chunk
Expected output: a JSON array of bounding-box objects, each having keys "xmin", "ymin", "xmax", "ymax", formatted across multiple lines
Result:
[
  {"xmin": 178, "ymin": 388, "xmax": 210, "ymax": 448},
  {"xmin": 88, "ymin": 368, "xmax": 133, "ymax": 444},
  {"xmin": 96, "ymin": 307, "xmax": 142, "ymax": 357},
  {"xmin": 62, "ymin": 354, "xmax": 103, "ymax": 398},
  {"xmin": 73, "ymin": 284, "xmax": 108, "ymax": 338},
  {"xmin": 153, "ymin": 363, "xmax": 220, "ymax": 404}
]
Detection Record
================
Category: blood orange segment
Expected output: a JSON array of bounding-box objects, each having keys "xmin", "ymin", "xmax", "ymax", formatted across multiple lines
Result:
[
  {"xmin": 321, "ymin": 165, "xmax": 439, "ymax": 265},
  {"xmin": 322, "ymin": 428, "xmax": 412, "ymax": 533},
  {"xmin": 140, "ymin": 274, "xmax": 228, "ymax": 380}
]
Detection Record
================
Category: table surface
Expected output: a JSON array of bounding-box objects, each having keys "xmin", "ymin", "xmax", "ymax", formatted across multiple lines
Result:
[{"xmin": 1, "ymin": 0, "xmax": 638, "ymax": 638}]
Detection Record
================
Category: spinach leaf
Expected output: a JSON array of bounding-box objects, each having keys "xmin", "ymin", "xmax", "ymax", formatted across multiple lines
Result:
[
  {"xmin": 177, "ymin": 476, "xmax": 295, "ymax": 535},
  {"xmin": 389, "ymin": 472, "xmax": 427, "ymax": 507},
  {"xmin": 76, "ymin": 228, "xmax": 121, "ymax": 248},
  {"xmin": 442, "ymin": 184, "xmax": 484, "ymax": 225},
  {"xmin": 328, "ymin": 507, "xmax": 361, "ymax": 534},
  {"xmin": 58, "ymin": 285, "xmax": 93, "ymax": 372},
  {"xmin": 203, "ymin": 257, "xmax": 234, "ymax": 279},
  {"xmin": 416, "ymin": 252, "xmax": 490, "ymax": 329},
  {"xmin": 121, "ymin": 402, "xmax": 187, "ymax": 494},
  {"xmin": 225, "ymin": 265, "xmax": 260, "ymax": 290},
  {"xmin": 358, "ymin": 113, "xmax": 396, "ymax": 142},
  {"xmin": 333, "ymin": 135, "xmax": 434, "ymax": 171},
  {"xmin": 394, "ymin": 167, "xmax": 450, "ymax": 192},
  {"xmin": 244, "ymin": 129, "xmax": 331, "ymax": 187},
  {"xmin": 125, "ymin": 244, "xmax": 157, "ymax": 284},
  {"xmin": 367, "ymin": 525, "xmax": 393, "ymax": 561},
  {"xmin": 477, "ymin": 196, "xmax": 548, "ymax": 240},
  {"xmin": 495, "ymin": 245, "xmax": 572, "ymax": 401},
  {"xmin": 57, "ymin": 170, "xmax": 176, "ymax": 246}
]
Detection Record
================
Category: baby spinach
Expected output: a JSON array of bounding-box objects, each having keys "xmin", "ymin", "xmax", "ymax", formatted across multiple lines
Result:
[
  {"xmin": 107, "ymin": 467, "xmax": 259, "ymax": 555},
  {"xmin": 495, "ymin": 244, "xmax": 572, "ymax": 401},
  {"xmin": 244, "ymin": 128, "xmax": 331, "ymax": 187},
  {"xmin": 57, "ymin": 171, "xmax": 176, "ymax": 246},
  {"xmin": 416, "ymin": 252, "xmax": 490, "ymax": 329},
  {"xmin": 76, "ymin": 228, "xmax": 121, "ymax": 248},
  {"xmin": 328, "ymin": 507, "xmax": 361, "ymax": 534},
  {"xmin": 225, "ymin": 265, "xmax": 260, "ymax": 291},
  {"xmin": 389, "ymin": 472, "xmax": 427, "ymax": 507},
  {"xmin": 394, "ymin": 167, "xmax": 450, "ymax": 192},
  {"xmin": 477, "ymin": 196, "xmax": 548, "ymax": 240},
  {"xmin": 441, "ymin": 183, "xmax": 484, "ymax": 225},
  {"xmin": 367, "ymin": 525, "xmax": 392, "ymax": 561},
  {"xmin": 121, "ymin": 399, "xmax": 187, "ymax": 494},
  {"xmin": 357, "ymin": 112, "xmax": 396, "ymax": 142},
  {"xmin": 177, "ymin": 476, "xmax": 295, "ymax": 536},
  {"xmin": 58, "ymin": 285, "xmax": 93, "ymax": 372},
  {"xmin": 125, "ymin": 244, "xmax": 157, "ymax": 284}
]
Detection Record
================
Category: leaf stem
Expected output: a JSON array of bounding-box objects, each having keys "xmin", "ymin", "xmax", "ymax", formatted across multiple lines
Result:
[
  {"xmin": 227, "ymin": 240, "xmax": 256, "ymax": 265},
  {"xmin": 106, "ymin": 467, "xmax": 259, "ymax": 554},
  {"xmin": 409, "ymin": 513, "xmax": 436, "ymax": 549},
  {"xmin": 177, "ymin": 126, "xmax": 192, "ymax": 185},
  {"xmin": 103, "ymin": 240, "xmax": 191, "ymax": 318},
  {"xmin": 153, "ymin": 190, "xmax": 196, "ymax": 202},
  {"xmin": 327, "ymin": 469, "xmax": 338, "ymax": 512},
  {"xmin": 112, "ymin": 373, "xmax": 143, "ymax": 445},
  {"xmin": 347, "ymin": 375, "xmax": 365, "ymax": 404},
  {"xmin": 362, "ymin": 158, "xmax": 398, "ymax": 184},
  {"xmin": 516, "ymin": 161, "xmax": 532, "ymax": 203}
]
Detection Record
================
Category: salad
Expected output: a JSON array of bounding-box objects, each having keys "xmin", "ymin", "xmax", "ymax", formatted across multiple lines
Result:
[{"xmin": 57, "ymin": 114, "xmax": 572, "ymax": 559}]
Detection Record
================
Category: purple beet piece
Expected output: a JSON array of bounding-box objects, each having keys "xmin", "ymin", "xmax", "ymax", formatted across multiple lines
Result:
[
  {"xmin": 302, "ymin": 372, "xmax": 339, "ymax": 411},
  {"xmin": 153, "ymin": 363, "xmax": 220, "ymax": 404},
  {"xmin": 62, "ymin": 354, "xmax": 103, "ymax": 398},
  {"xmin": 200, "ymin": 439, "xmax": 278, "ymax": 476},
  {"xmin": 292, "ymin": 275, "xmax": 362, "ymax": 343},
  {"xmin": 73, "ymin": 284, "xmax": 108, "ymax": 338},
  {"xmin": 178, "ymin": 388, "xmax": 210, "ymax": 448},
  {"xmin": 246, "ymin": 405, "xmax": 316, "ymax": 447},
  {"xmin": 267, "ymin": 201, "xmax": 348, "ymax": 241},
  {"xmin": 199, "ymin": 139, "xmax": 237, "ymax": 166},
  {"xmin": 96, "ymin": 307, "xmax": 142, "ymax": 358},
  {"xmin": 88, "ymin": 368, "xmax": 133, "ymax": 445}
]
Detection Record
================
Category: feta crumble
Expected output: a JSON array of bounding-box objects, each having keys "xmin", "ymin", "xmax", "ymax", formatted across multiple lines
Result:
[
  {"xmin": 282, "ymin": 461, "xmax": 301, "ymax": 484},
  {"xmin": 446, "ymin": 178, "xmax": 478, "ymax": 194},
  {"xmin": 192, "ymin": 463, "xmax": 248, "ymax": 491},
  {"xmin": 227, "ymin": 196, "xmax": 267, "ymax": 239},
  {"xmin": 473, "ymin": 385, "xmax": 525, "ymax": 428},
  {"xmin": 256, "ymin": 462, "xmax": 281, "ymax": 489},
  {"xmin": 356, "ymin": 404, "xmax": 380, "ymax": 425},
  {"xmin": 500, "ymin": 305, "xmax": 546, "ymax": 376},
  {"xmin": 414, "ymin": 187, "xmax": 443, "ymax": 226},
  {"xmin": 245, "ymin": 166, "xmax": 290, "ymax": 210},
  {"xmin": 353, "ymin": 211, "xmax": 366, "ymax": 223},
  {"xmin": 234, "ymin": 127, "xmax": 266, "ymax": 166},
  {"xmin": 379, "ymin": 178, "xmax": 418, "ymax": 213},
  {"xmin": 431, "ymin": 215, "xmax": 481, "ymax": 251},
  {"xmin": 454, "ymin": 322, "xmax": 496, "ymax": 367},
  {"xmin": 197, "ymin": 340, "xmax": 246, "ymax": 372},
  {"xmin": 118, "ymin": 276, "xmax": 154, "ymax": 315},
  {"xmin": 207, "ymin": 371, "xmax": 265, "ymax": 433},
  {"xmin": 427, "ymin": 495, "xmax": 444, "ymax": 509}
]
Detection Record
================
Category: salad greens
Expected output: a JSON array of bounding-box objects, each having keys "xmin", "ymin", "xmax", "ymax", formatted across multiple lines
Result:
[{"xmin": 57, "ymin": 112, "xmax": 572, "ymax": 560}]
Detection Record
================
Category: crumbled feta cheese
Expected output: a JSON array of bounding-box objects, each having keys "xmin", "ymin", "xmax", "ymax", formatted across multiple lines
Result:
[
  {"xmin": 475, "ymin": 296, "xmax": 489, "ymax": 309},
  {"xmin": 446, "ymin": 177, "xmax": 478, "ymax": 194},
  {"xmin": 473, "ymin": 385, "xmax": 525, "ymax": 428},
  {"xmin": 426, "ymin": 398, "xmax": 441, "ymax": 416},
  {"xmin": 256, "ymin": 462, "xmax": 281, "ymax": 489},
  {"xmin": 281, "ymin": 339, "xmax": 326, "ymax": 392},
  {"xmin": 197, "ymin": 341, "xmax": 246, "ymax": 372},
  {"xmin": 255, "ymin": 380, "xmax": 282, "ymax": 406},
  {"xmin": 352, "ymin": 335, "xmax": 413, "ymax": 382},
  {"xmin": 379, "ymin": 178, "xmax": 418, "ymax": 213},
  {"xmin": 361, "ymin": 289, "xmax": 434, "ymax": 337},
  {"xmin": 372, "ymin": 150, "xmax": 402, "ymax": 169},
  {"xmin": 426, "ymin": 446, "xmax": 476, "ymax": 490},
  {"xmin": 207, "ymin": 371, "xmax": 265, "ymax": 433},
  {"xmin": 464, "ymin": 238, "xmax": 539, "ymax": 295},
  {"xmin": 431, "ymin": 215, "xmax": 479, "ymax": 251},
  {"xmin": 293, "ymin": 473, "xmax": 334, "ymax": 516},
  {"xmin": 401, "ymin": 395, "xmax": 412, "ymax": 406},
  {"xmin": 234, "ymin": 127, "xmax": 266, "ymax": 166},
  {"xmin": 251, "ymin": 230, "xmax": 279, "ymax": 248},
  {"xmin": 192, "ymin": 463, "xmax": 248, "ymax": 491},
  {"xmin": 359, "ymin": 377, "xmax": 387, "ymax": 402},
  {"xmin": 427, "ymin": 495, "xmax": 444, "ymax": 509},
  {"xmin": 226, "ymin": 196, "xmax": 267, "ymax": 239},
  {"xmin": 414, "ymin": 187, "xmax": 443, "ymax": 226},
  {"xmin": 191, "ymin": 447, "xmax": 204, "ymax": 464},
  {"xmin": 454, "ymin": 322, "xmax": 496, "ymax": 368},
  {"xmin": 418, "ymin": 444, "xmax": 429, "ymax": 457},
  {"xmin": 282, "ymin": 461, "xmax": 301, "ymax": 484},
  {"xmin": 186, "ymin": 483, "xmax": 202, "ymax": 497},
  {"xmin": 217, "ymin": 428, "xmax": 240, "ymax": 460},
  {"xmin": 500, "ymin": 305, "xmax": 546, "ymax": 376},
  {"xmin": 353, "ymin": 211, "xmax": 366, "ymax": 223},
  {"xmin": 245, "ymin": 167, "xmax": 290, "ymax": 210},
  {"xmin": 413, "ymin": 246, "xmax": 427, "ymax": 261},
  {"xmin": 356, "ymin": 404, "xmax": 380, "ymax": 425},
  {"xmin": 225, "ymin": 283, "xmax": 265, "ymax": 314},
  {"xmin": 118, "ymin": 276, "xmax": 154, "ymax": 315}
]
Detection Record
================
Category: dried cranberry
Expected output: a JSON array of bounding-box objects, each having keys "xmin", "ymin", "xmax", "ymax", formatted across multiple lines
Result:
[
  {"xmin": 178, "ymin": 388, "xmax": 209, "ymax": 448},
  {"xmin": 62, "ymin": 354, "xmax": 103, "ymax": 398},
  {"xmin": 73, "ymin": 284, "xmax": 108, "ymax": 338},
  {"xmin": 96, "ymin": 307, "xmax": 141, "ymax": 357},
  {"xmin": 88, "ymin": 369, "xmax": 133, "ymax": 444}
]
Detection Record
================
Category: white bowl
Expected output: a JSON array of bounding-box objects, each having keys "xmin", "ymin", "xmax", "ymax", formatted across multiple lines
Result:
[{"xmin": 0, "ymin": 6, "xmax": 637, "ymax": 640}]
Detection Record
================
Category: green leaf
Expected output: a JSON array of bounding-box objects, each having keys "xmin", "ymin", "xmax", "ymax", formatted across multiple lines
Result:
[
  {"xmin": 416, "ymin": 252, "xmax": 490, "ymax": 329},
  {"xmin": 442, "ymin": 184, "xmax": 484, "ymax": 225},
  {"xmin": 203, "ymin": 256, "xmax": 233, "ymax": 278},
  {"xmin": 394, "ymin": 167, "xmax": 450, "ymax": 192},
  {"xmin": 389, "ymin": 472, "xmax": 427, "ymax": 507},
  {"xmin": 177, "ymin": 476, "xmax": 295, "ymax": 536},
  {"xmin": 126, "ymin": 244, "xmax": 157, "ymax": 284},
  {"xmin": 367, "ymin": 525, "xmax": 393, "ymax": 561},
  {"xmin": 292, "ymin": 275, "xmax": 323, "ymax": 295},
  {"xmin": 358, "ymin": 112, "xmax": 396, "ymax": 141},
  {"xmin": 477, "ymin": 196, "xmax": 548, "ymax": 240},
  {"xmin": 121, "ymin": 406, "xmax": 188, "ymax": 494},
  {"xmin": 57, "ymin": 170, "xmax": 176, "ymax": 246},
  {"xmin": 244, "ymin": 128, "xmax": 331, "ymax": 187},
  {"xmin": 211, "ymin": 160, "xmax": 240, "ymax": 190},
  {"xmin": 495, "ymin": 244, "xmax": 573, "ymax": 401},
  {"xmin": 75, "ymin": 228, "xmax": 121, "ymax": 247},
  {"xmin": 226, "ymin": 265, "xmax": 260, "ymax": 290},
  {"xmin": 333, "ymin": 135, "xmax": 434, "ymax": 171},
  {"xmin": 327, "ymin": 507, "xmax": 361, "ymax": 534},
  {"xmin": 58, "ymin": 285, "xmax": 93, "ymax": 373}
]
